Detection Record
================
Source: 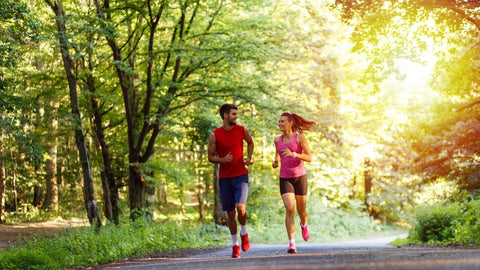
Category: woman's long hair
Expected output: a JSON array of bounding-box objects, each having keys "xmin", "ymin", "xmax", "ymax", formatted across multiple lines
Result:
[{"xmin": 281, "ymin": 112, "xmax": 316, "ymax": 133}]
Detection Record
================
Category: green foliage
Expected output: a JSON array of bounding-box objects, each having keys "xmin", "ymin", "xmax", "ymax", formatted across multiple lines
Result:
[
  {"xmin": 408, "ymin": 203, "xmax": 460, "ymax": 243},
  {"xmin": 0, "ymin": 248, "xmax": 54, "ymax": 270},
  {"xmin": 452, "ymin": 199, "xmax": 480, "ymax": 245},
  {"xmin": 0, "ymin": 219, "xmax": 229, "ymax": 270},
  {"xmin": 404, "ymin": 196, "xmax": 480, "ymax": 246}
]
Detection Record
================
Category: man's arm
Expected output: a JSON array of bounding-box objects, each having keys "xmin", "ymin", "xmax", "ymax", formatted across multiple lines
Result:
[
  {"xmin": 207, "ymin": 132, "xmax": 219, "ymax": 164},
  {"xmin": 208, "ymin": 131, "xmax": 232, "ymax": 164},
  {"xmin": 244, "ymin": 127, "xmax": 254, "ymax": 166}
]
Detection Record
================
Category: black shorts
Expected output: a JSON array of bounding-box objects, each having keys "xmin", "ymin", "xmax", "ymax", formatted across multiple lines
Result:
[{"xmin": 279, "ymin": 175, "xmax": 308, "ymax": 195}]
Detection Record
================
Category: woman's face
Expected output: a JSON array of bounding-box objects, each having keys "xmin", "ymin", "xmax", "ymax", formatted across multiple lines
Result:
[{"xmin": 278, "ymin": 116, "xmax": 291, "ymax": 132}]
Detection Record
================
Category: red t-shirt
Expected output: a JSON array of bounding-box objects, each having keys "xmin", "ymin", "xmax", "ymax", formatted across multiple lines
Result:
[{"xmin": 213, "ymin": 125, "xmax": 248, "ymax": 179}]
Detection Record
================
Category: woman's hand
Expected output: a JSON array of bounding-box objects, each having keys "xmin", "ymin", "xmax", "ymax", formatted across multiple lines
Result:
[{"xmin": 280, "ymin": 148, "xmax": 293, "ymax": 157}]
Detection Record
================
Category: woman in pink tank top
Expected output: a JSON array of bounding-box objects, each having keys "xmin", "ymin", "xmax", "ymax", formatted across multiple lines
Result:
[{"xmin": 272, "ymin": 112, "xmax": 315, "ymax": 254}]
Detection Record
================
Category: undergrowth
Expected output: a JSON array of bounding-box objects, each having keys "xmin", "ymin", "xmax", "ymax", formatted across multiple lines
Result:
[
  {"xmin": 392, "ymin": 196, "xmax": 480, "ymax": 247},
  {"xmin": 0, "ymin": 201, "xmax": 401, "ymax": 270},
  {"xmin": 0, "ymin": 218, "xmax": 229, "ymax": 270}
]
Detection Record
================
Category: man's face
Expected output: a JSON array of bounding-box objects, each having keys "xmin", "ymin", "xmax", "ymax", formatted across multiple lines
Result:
[{"xmin": 225, "ymin": 109, "xmax": 238, "ymax": 125}]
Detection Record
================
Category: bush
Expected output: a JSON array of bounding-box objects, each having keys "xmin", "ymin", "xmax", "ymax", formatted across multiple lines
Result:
[
  {"xmin": 408, "ymin": 203, "xmax": 461, "ymax": 243},
  {"xmin": 0, "ymin": 248, "xmax": 54, "ymax": 270},
  {"xmin": 452, "ymin": 199, "xmax": 480, "ymax": 245}
]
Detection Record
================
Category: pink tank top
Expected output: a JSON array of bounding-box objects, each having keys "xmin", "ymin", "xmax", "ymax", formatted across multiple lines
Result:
[{"xmin": 277, "ymin": 133, "xmax": 306, "ymax": 178}]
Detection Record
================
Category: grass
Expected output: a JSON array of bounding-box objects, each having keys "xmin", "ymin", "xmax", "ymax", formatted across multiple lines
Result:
[
  {"xmin": 0, "ymin": 199, "xmax": 405, "ymax": 270},
  {"xmin": 0, "ymin": 217, "xmax": 230, "ymax": 270}
]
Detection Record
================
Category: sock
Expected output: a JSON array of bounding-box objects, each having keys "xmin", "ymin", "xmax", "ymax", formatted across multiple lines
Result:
[
  {"xmin": 300, "ymin": 222, "xmax": 307, "ymax": 228},
  {"xmin": 289, "ymin": 238, "xmax": 295, "ymax": 245},
  {"xmin": 240, "ymin": 225, "xmax": 247, "ymax": 236},
  {"xmin": 231, "ymin": 234, "xmax": 238, "ymax": 246}
]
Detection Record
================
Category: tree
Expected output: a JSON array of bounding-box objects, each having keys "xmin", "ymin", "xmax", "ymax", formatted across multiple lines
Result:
[
  {"xmin": 91, "ymin": 0, "xmax": 282, "ymax": 219},
  {"xmin": 0, "ymin": 0, "xmax": 40, "ymax": 223},
  {"xmin": 405, "ymin": 0, "xmax": 480, "ymax": 189},
  {"xmin": 330, "ymin": 0, "xmax": 480, "ymax": 220},
  {"xmin": 45, "ymin": 0, "xmax": 102, "ymax": 227}
]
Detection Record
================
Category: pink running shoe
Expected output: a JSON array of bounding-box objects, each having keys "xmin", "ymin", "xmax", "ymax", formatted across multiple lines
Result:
[
  {"xmin": 287, "ymin": 242, "xmax": 297, "ymax": 253},
  {"xmin": 231, "ymin": 245, "xmax": 241, "ymax": 258},
  {"xmin": 241, "ymin": 234, "xmax": 250, "ymax": 252},
  {"xmin": 301, "ymin": 223, "xmax": 310, "ymax": 241}
]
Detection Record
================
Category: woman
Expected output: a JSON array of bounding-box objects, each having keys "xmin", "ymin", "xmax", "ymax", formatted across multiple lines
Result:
[{"xmin": 272, "ymin": 112, "xmax": 315, "ymax": 253}]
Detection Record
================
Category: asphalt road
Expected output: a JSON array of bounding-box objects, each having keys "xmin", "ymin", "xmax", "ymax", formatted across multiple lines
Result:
[{"xmin": 93, "ymin": 235, "xmax": 480, "ymax": 270}]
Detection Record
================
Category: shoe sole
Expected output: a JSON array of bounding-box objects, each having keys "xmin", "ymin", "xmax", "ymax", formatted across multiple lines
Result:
[{"xmin": 288, "ymin": 248, "xmax": 297, "ymax": 253}]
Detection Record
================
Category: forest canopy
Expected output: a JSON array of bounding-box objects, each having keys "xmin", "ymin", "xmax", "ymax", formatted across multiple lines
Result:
[{"xmin": 0, "ymin": 0, "xmax": 479, "ymax": 229}]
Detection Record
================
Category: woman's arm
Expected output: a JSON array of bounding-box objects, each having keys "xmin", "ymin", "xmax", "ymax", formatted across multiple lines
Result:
[
  {"xmin": 272, "ymin": 136, "xmax": 280, "ymax": 168},
  {"xmin": 295, "ymin": 133, "xmax": 312, "ymax": 162}
]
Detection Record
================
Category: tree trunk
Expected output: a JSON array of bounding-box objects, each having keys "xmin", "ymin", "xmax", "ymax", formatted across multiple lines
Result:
[
  {"xmin": 43, "ymin": 142, "xmax": 58, "ymax": 209},
  {"xmin": 364, "ymin": 158, "xmax": 379, "ymax": 219},
  {"xmin": 100, "ymin": 171, "xmax": 113, "ymax": 222},
  {"xmin": 43, "ymin": 100, "xmax": 58, "ymax": 210},
  {"xmin": 129, "ymin": 165, "xmax": 146, "ymax": 220},
  {"xmin": 94, "ymin": 0, "xmax": 168, "ymax": 219},
  {"xmin": 0, "ymin": 111, "xmax": 6, "ymax": 223},
  {"xmin": 85, "ymin": 50, "xmax": 120, "ymax": 224},
  {"xmin": 32, "ymin": 181, "xmax": 43, "ymax": 208},
  {"xmin": 46, "ymin": 0, "xmax": 102, "ymax": 228}
]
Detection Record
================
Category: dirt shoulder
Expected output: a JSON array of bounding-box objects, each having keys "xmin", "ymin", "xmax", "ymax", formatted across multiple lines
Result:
[{"xmin": 0, "ymin": 219, "xmax": 87, "ymax": 250}]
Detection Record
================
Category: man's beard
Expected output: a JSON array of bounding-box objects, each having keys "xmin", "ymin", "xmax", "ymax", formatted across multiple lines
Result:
[{"xmin": 227, "ymin": 116, "xmax": 237, "ymax": 126}]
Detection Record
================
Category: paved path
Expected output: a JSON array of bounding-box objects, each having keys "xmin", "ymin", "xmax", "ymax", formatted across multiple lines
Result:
[{"xmin": 93, "ymin": 235, "xmax": 480, "ymax": 270}]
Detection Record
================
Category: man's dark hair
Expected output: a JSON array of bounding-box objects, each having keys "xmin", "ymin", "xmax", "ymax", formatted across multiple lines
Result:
[{"xmin": 219, "ymin": 103, "xmax": 238, "ymax": 119}]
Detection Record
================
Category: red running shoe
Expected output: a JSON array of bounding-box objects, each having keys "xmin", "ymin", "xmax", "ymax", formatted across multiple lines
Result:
[
  {"xmin": 287, "ymin": 242, "xmax": 297, "ymax": 253},
  {"xmin": 241, "ymin": 234, "xmax": 250, "ymax": 252},
  {"xmin": 231, "ymin": 245, "xmax": 241, "ymax": 258},
  {"xmin": 301, "ymin": 224, "xmax": 310, "ymax": 241}
]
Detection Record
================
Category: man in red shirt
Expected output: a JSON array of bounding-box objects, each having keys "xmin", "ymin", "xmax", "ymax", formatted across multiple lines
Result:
[{"xmin": 208, "ymin": 103, "xmax": 254, "ymax": 258}]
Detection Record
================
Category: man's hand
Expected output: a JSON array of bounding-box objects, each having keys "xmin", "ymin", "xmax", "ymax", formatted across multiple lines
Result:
[
  {"xmin": 243, "ymin": 157, "xmax": 252, "ymax": 166},
  {"xmin": 223, "ymin": 151, "xmax": 233, "ymax": 163}
]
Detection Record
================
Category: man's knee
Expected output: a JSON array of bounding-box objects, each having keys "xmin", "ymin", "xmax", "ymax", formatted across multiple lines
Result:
[{"xmin": 236, "ymin": 203, "xmax": 246, "ymax": 214}]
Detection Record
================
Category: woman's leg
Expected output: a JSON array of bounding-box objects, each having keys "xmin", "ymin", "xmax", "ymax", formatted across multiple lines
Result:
[
  {"xmin": 281, "ymin": 193, "xmax": 296, "ymax": 239},
  {"xmin": 295, "ymin": 195, "xmax": 308, "ymax": 226}
]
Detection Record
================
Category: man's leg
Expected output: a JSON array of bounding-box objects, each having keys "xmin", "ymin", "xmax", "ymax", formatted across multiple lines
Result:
[
  {"xmin": 234, "ymin": 175, "xmax": 250, "ymax": 252},
  {"xmin": 236, "ymin": 202, "xmax": 250, "ymax": 251},
  {"xmin": 227, "ymin": 209, "xmax": 238, "ymax": 235},
  {"xmin": 227, "ymin": 209, "xmax": 241, "ymax": 258},
  {"xmin": 237, "ymin": 203, "xmax": 246, "ymax": 226},
  {"xmin": 219, "ymin": 178, "xmax": 241, "ymax": 258}
]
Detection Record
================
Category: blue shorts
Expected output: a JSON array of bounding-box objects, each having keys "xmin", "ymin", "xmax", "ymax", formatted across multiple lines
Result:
[{"xmin": 219, "ymin": 174, "xmax": 249, "ymax": 212}]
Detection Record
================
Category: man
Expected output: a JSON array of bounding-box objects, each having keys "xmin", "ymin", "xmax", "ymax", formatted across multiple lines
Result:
[{"xmin": 208, "ymin": 103, "xmax": 254, "ymax": 258}]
